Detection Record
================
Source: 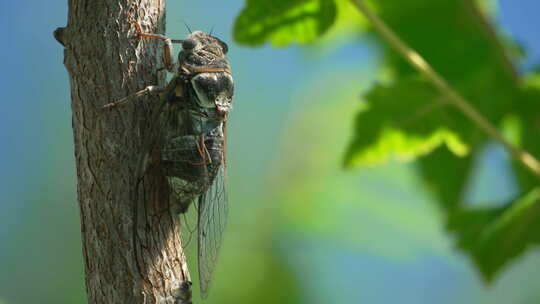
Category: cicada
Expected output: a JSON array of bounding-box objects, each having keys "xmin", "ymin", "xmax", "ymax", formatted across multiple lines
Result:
[{"xmin": 104, "ymin": 21, "xmax": 233, "ymax": 300}]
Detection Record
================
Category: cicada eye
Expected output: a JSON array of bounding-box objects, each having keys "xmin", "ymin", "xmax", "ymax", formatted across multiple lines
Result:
[
  {"xmin": 182, "ymin": 39, "xmax": 196, "ymax": 50},
  {"xmin": 218, "ymin": 40, "xmax": 228, "ymax": 54}
]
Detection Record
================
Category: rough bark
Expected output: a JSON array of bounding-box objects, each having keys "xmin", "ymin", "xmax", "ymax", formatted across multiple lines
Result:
[{"xmin": 56, "ymin": 1, "xmax": 191, "ymax": 303}]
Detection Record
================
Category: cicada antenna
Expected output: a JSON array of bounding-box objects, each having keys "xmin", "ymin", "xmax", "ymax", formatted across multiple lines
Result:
[{"xmin": 183, "ymin": 20, "xmax": 193, "ymax": 34}]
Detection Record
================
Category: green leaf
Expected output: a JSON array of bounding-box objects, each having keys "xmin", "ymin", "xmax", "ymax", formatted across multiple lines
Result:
[
  {"xmin": 346, "ymin": 0, "xmax": 520, "ymax": 167},
  {"xmin": 448, "ymin": 189, "xmax": 540, "ymax": 282},
  {"xmin": 417, "ymin": 146, "xmax": 476, "ymax": 212},
  {"xmin": 233, "ymin": 0, "xmax": 337, "ymax": 47},
  {"xmin": 344, "ymin": 77, "xmax": 469, "ymax": 167}
]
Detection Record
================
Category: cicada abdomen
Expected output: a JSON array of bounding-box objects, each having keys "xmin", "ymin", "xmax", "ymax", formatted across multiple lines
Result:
[{"xmin": 161, "ymin": 110, "xmax": 226, "ymax": 214}]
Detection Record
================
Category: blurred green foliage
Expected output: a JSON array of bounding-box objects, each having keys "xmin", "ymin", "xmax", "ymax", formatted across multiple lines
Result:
[{"xmin": 233, "ymin": 0, "xmax": 540, "ymax": 283}]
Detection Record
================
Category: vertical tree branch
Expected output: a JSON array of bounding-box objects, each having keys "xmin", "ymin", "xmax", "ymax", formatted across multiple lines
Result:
[
  {"xmin": 56, "ymin": 0, "xmax": 191, "ymax": 303},
  {"xmin": 351, "ymin": 0, "xmax": 540, "ymax": 179}
]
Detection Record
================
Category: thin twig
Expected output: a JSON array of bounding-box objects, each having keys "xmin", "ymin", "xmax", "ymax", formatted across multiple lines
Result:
[{"xmin": 350, "ymin": 0, "xmax": 540, "ymax": 178}]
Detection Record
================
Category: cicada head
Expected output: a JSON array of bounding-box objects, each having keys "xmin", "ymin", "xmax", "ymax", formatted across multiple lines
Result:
[{"xmin": 178, "ymin": 31, "xmax": 229, "ymax": 61}]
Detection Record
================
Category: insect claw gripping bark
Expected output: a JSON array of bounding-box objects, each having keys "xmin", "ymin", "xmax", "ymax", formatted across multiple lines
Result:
[{"xmin": 106, "ymin": 21, "xmax": 233, "ymax": 299}]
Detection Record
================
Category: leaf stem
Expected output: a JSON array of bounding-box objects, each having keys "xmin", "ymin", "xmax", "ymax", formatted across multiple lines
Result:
[{"xmin": 350, "ymin": 0, "xmax": 540, "ymax": 178}]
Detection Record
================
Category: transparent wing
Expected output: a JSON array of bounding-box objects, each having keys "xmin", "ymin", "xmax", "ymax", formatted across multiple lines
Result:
[
  {"xmin": 197, "ymin": 161, "xmax": 228, "ymax": 299},
  {"xmin": 179, "ymin": 203, "xmax": 198, "ymax": 248}
]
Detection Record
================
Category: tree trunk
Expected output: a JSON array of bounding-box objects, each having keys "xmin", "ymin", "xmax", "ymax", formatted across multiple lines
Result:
[{"xmin": 55, "ymin": 1, "xmax": 191, "ymax": 303}]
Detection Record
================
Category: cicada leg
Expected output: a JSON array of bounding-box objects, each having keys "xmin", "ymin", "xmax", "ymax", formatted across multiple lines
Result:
[
  {"xmin": 130, "ymin": 20, "xmax": 184, "ymax": 73},
  {"xmin": 102, "ymin": 85, "xmax": 165, "ymax": 109},
  {"xmin": 189, "ymin": 135, "xmax": 213, "ymax": 166}
]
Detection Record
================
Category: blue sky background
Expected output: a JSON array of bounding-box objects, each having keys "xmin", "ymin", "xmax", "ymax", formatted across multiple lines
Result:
[{"xmin": 1, "ymin": 1, "xmax": 540, "ymax": 303}]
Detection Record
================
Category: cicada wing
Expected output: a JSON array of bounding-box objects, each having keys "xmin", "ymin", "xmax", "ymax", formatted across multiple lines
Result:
[
  {"xmin": 163, "ymin": 140, "xmax": 200, "ymax": 251},
  {"xmin": 197, "ymin": 162, "xmax": 228, "ymax": 299},
  {"xmin": 162, "ymin": 107, "xmax": 212, "ymax": 214}
]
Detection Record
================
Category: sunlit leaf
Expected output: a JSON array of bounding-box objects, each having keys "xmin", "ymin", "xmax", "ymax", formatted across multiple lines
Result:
[
  {"xmin": 233, "ymin": 0, "xmax": 337, "ymax": 47},
  {"xmin": 344, "ymin": 77, "xmax": 469, "ymax": 167}
]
